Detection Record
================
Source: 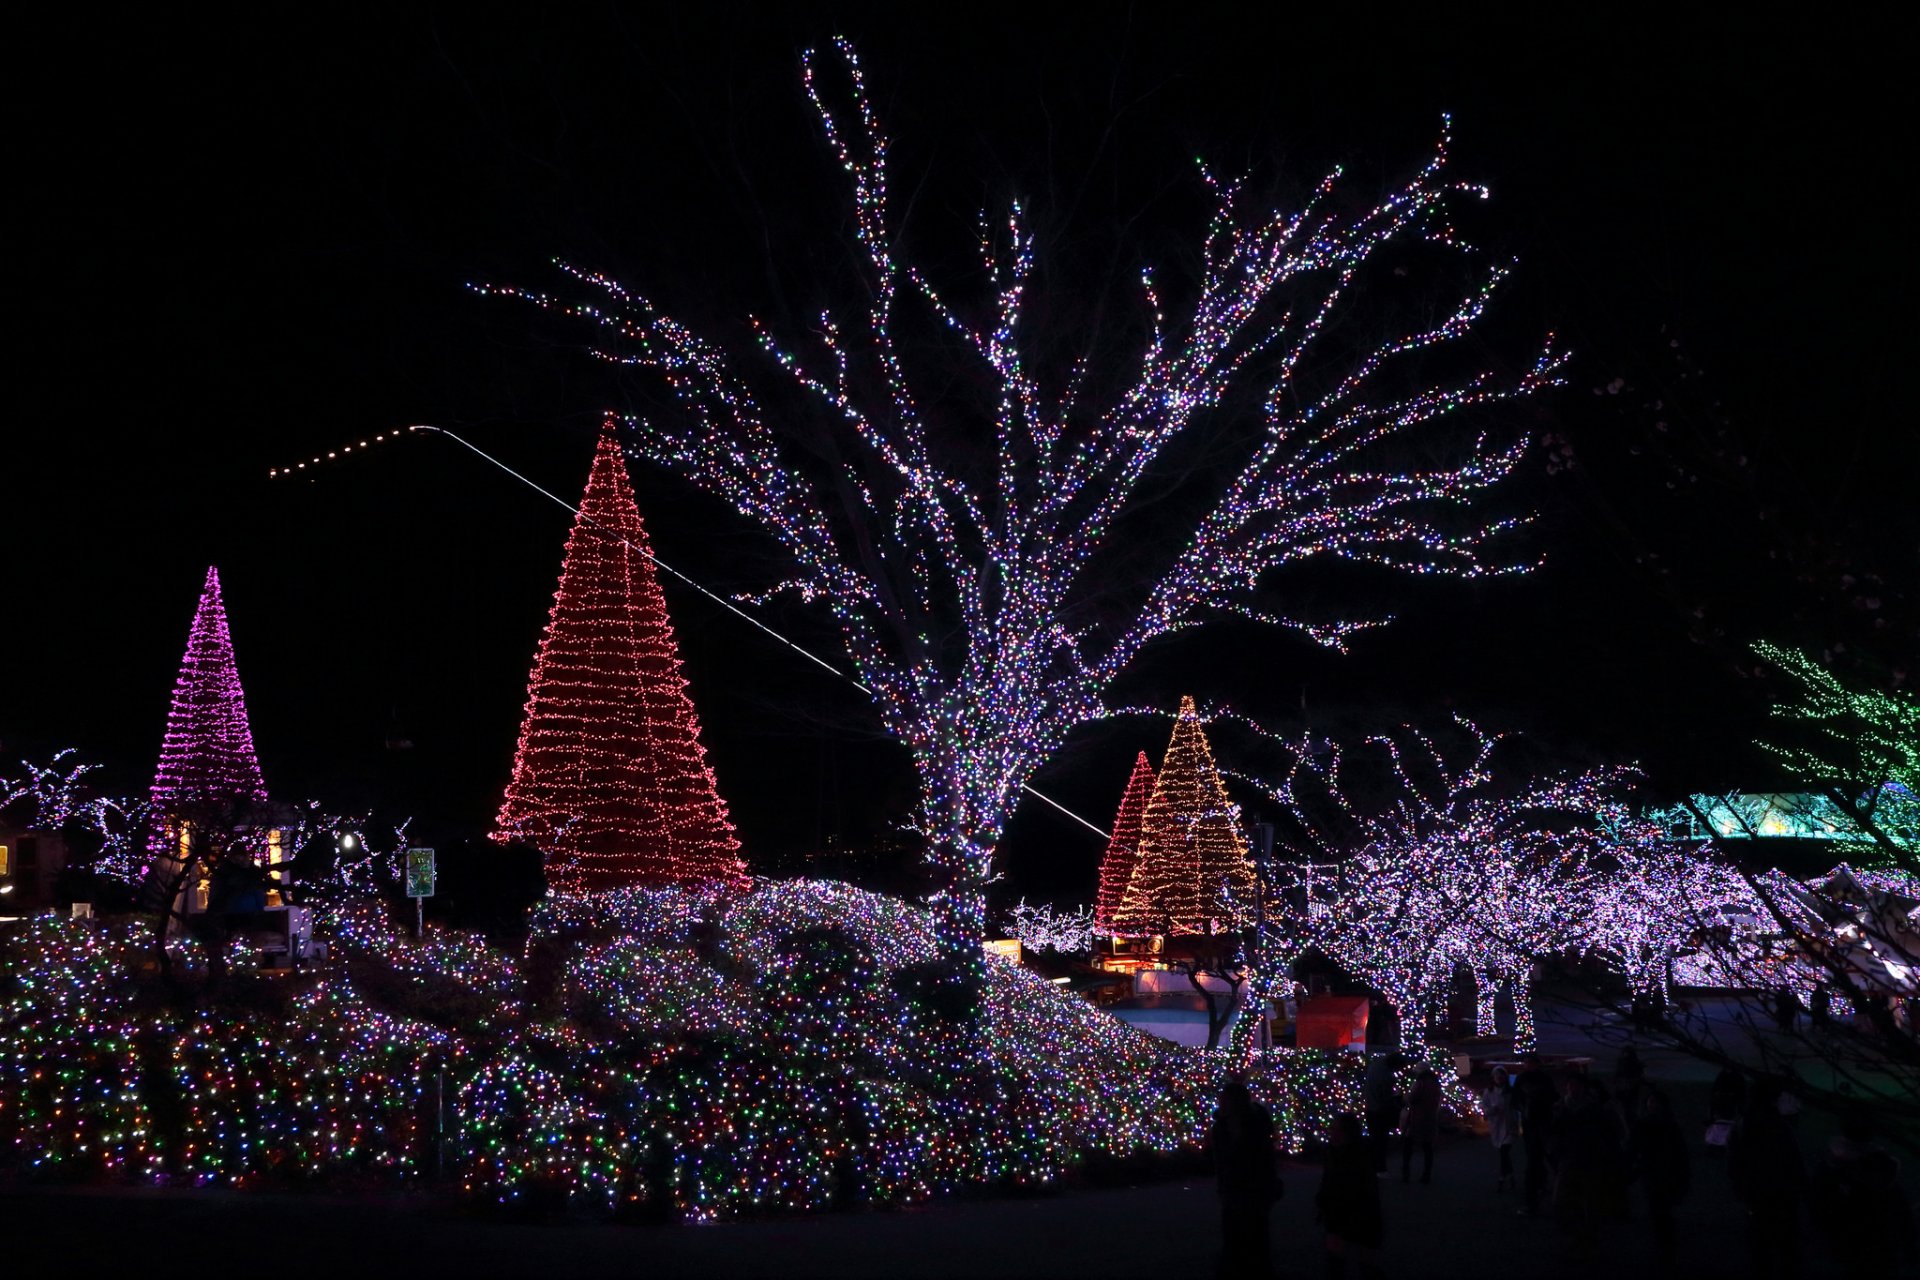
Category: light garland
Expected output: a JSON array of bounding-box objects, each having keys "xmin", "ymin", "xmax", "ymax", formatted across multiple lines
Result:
[
  {"xmin": 142, "ymin": 567, "xmax": 269, "ymax": 880},
  {"xmin": 1002, "ymin": 900, "xmax": 1097, "ymax": 953},
  {"xmin": 1093, "ymin": 752, "xmax": 1155, "ymax": 934},
  {"xmin": 492, "ymin": 428, "xmax": 748, "ymax": 892},
  {"xmin": 1114, "ymin": 698, "xmax": 1257, "ymax": 937},
  {"xmin": 3, "ymin": 879, "xmax": 1375, "ymax": 1216},
  {"xmin": 478, "ymin": 37, "xmax": 1562, "ymax": 959}
]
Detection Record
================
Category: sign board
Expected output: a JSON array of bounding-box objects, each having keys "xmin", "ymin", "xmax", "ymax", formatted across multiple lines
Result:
[
  {"xmin": 1295, "ymin": 995, "xmax": 1369, "ymax": 1052},
  {"xmin": 406, "ymin": 847, "xmax": 437, "ymax": 899}
]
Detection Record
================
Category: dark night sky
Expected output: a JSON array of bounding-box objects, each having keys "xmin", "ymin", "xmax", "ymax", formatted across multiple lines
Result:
[{"xmin": 6, "ymin": 6, "xmax": 1914, "ymax": 904}]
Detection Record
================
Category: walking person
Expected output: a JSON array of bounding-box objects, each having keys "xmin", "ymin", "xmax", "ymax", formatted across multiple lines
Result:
[
  {"xmin": 1811, "ymin": 1114, "xmax": 1915, "ymax": 1271},
  {"xmin": 1400, "ymin": 1066, "xmax": 1441, "ymax": 1184},
  {"xmin": 1514, "ymin": 1054, "xmax": 1557, "ymax": 1214},
  {"xmin": 1549, "ymin": 1077, "xmax": 1627, "ymax": 1245},
  {"xmin": 1705, "ymin": 1066, "xmax": 1743, "ymax": 1158},
  {"xmin": 1316, "ymin": 1112, "xmax": 1385, "ymax": 1279},
  {"xmin": 1770, "ymin": 987, "xmax": 1798, "ymax": 1032},
  {"xmin": 1632, "ymin": 1088, "xmax": 1690, "ymax": 1265},
  {"xmin": 1362, "ymin": 1053, "xmax": 1400, "ymax": 1175},
  {"xmin": 1728, "ymin": 1077, "xmax": 1806, "ymax": 1280},
  {"xmin": 1481, "ymin": 1069, "xmax": 1517, "ymax": 1192},
  {"xmin": 1809, "ymin": 983, "xmax": 1831, "ymax": 1029},
  {"xmin": 1211, "ymin": 1079, "xmax": 1280, "ymax": 1279}
]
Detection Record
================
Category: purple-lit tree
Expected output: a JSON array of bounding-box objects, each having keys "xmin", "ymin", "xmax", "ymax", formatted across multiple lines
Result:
[
  {"xmin": 0, "ymin": 749, "xmax": 122, "ymax": 838},
  {"xmin": 144, "ymin": 567, "xmax": 268, "ymax": 826},
  {"xmin": 1263, "ymin": 720, "xmax": 1630, "ymax": 1051},
  {"xmin": 138, "ymin": 567, "xmax": 275, "ymax": 966},
  {"xmin": 492, "ymin": 41, "xmax": 1562, "ymax": 980}
]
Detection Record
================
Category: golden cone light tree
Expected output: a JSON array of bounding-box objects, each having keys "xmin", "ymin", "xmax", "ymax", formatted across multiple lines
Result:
[
  {"xmin": 493, "ymin": 426, "xmax": 747, "ymax": 892},
  {"xmin": 1093, "ymin": 752, "xmax": 1155, "ymax": 933},
  {"xmin": 1114, "ymin": 698, "xmax": 1256, "ymax": 936}
]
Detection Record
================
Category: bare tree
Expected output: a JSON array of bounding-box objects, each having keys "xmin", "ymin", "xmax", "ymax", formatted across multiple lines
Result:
[{"xmin": 492, "ymin": 40, "xmax": 1561, "ymax": 992}]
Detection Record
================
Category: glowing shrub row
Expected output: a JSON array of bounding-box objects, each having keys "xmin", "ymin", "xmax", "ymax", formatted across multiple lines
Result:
[{"xmin": 3, "ymin": 881, "xmax": 1367, "ymax": 1218}]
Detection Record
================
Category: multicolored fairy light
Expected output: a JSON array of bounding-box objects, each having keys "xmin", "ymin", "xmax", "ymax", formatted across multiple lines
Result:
[
  {"xmin": 1, "ymin": 879, "xmax": 1372, "ymax": 1216},
  {"xmin": 493, "ymin": 428, "xmax": 747, "ymax": 892},
  {"xmin": 480, "ymin": 38, "xmax": 1562, "ymax": 956},
  {"xmin": 1115, "ymin": 698, "xmax": 1257, "ymax": 936},
  {"xmin": 1264, "ymin": 720, "xmax": 1634, "ymax": 1051},
  {"xmin": 1093, "ymin": 752, "xmax": 1155, "ymax": 934}
]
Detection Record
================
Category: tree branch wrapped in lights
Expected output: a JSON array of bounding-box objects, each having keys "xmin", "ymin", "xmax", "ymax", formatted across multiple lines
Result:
[{"xmin": 482, "ymin": 38, "xmax": 1564, "ymax": 984}]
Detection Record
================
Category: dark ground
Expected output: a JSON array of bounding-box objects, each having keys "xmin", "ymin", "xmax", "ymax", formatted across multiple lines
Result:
[{"xmin": 5, "ymin": 995, "xmax": 1914, "ymax": 1278}]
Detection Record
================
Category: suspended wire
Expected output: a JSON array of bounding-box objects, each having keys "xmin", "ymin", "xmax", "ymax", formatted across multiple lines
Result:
[{"xmin": 271, "ymin": 425, "xmax": 1112, "ymax": 840}]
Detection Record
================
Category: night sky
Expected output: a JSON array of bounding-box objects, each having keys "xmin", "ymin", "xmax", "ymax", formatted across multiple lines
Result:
[{"xmin": 8, "ymin": 7, "xmax": 1913, "ymax": 904}]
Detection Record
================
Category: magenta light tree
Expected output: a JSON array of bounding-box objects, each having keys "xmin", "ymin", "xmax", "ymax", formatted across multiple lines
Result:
[
  {"xmin": 146, "ymin": 567, "xmax": 268, "ymax": 822},
  {"xmin": 488, "ymin": 40, "xmax": 1563, "ymax": 967},
  {"xmin": 140, "ymin": 567, "xmax": 269, "ymax": 900}
]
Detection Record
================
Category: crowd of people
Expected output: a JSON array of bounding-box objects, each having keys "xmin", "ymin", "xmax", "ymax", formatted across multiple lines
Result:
[{"xmin": 1210, "ymin": 1047, "xmax": 1914, "ymax": 1279}]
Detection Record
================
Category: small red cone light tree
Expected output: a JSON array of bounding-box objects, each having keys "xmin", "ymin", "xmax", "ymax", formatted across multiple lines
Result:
[
  {"xmin": 1093, "ymin": 752, "xmax": 1155, "ymax": 934},
  {"xmin": 493, "ymin": 426, "xmax": 747, "ymax": 892},
  {"xmin": 1114, "ymin": 697, "xmax": 1256, "ymax": 935}
]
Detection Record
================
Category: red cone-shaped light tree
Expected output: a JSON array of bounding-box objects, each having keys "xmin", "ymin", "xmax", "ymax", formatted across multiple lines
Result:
[
  {"xmin": 1114, "ymin": 697, "xmax": 1256, "ymax": 935},
  {"xmin": 493, "ymin": 427, "xmax": 746, "ymax": 892},
  {"xmin": 1093, "ymin": 752, "xmax": 1155, "ymax": 934}
]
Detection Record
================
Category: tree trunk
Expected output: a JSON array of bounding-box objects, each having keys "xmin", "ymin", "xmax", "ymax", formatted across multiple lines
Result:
[
  {"xmin": 1474, "ymin": 970, "xmax": 1499, "ymax": 1037},
  {"xmin": 1511, "ymin": 977, "xmax": 1537, "ymax": 1054}
]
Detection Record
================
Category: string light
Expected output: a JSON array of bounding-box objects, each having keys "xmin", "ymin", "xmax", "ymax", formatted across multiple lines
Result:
[
  {"xmin": 1092, "ymin": 752, "xmax": 1155, "ymax": 934},
  {"xmin": 141, "ymin": 567, "xmax": 270, "ymax": 896},
  {"xmin": 477, "ymin": 37, "xmax": 1563, "ymax": 959},
  {"xmin": 1, "ymin": 881, "xmax": 1372, "ymax": 1215},
  {"xmin": 265, "ymin": 429, "xmax": 411, "ymax": 479},
  {"xmin": 1260, "ymin": 719, "xmax": 1643, "ymax": 1052},
  {"xmin": 1002, "ymin": 900, "xmax": 1097, "ymax": 953},
  {"xmin": 1114, "ymin": 698, "xmax": 1257, "ymax": 936},
  {"xmin": 492, "ymin": 427, "xmax": 748, "ymax": 892}
]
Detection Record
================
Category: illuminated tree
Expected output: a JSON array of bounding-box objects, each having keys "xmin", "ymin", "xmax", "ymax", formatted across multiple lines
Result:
[
  {"xmin": 1114, "ymin": 698, "xmax": 1256, "ymax": 936},
  {"xmin": 1266, "ymin": 720, "xmax": 1629, "ymax": 1050},
  {"xmin": 139, "ymin": 567, "xmax": 271, "ymax": 912},
  {"xmin": 1544, "ymin": 650, "xmax": 1920, "ymax": 1143},
  {"xmin": 1756, "ymin": 641, "xmax": 1917, "ymax": 868},
  {"xmin": 1002, "ymin": 900, "xmax": 1096, "ymax": 954},
  {"xmin": 1092, "ymin": 752, "xmax": 1154, "ymax": 934},
  {"xmin": 491, "ymin": 40, "xmax": 1561, "ymax": 972},
  {"xmin": 1582, "ymin": 833, "xmax": 1760, "ymax": 1003},
  {"xmin": 493, "ymin": 429, "xmax": 747, "ymax": 892},
  {"xmin": 0, "ymin": 750, "xmax": 152, "ymax": 889},
  {"xmin": 0, "ymin": 749, "xmax": 122, "ymax": 838},
  {"xmin": 145, "ymin": 567, "xmax": 268, "ymax": 822}
]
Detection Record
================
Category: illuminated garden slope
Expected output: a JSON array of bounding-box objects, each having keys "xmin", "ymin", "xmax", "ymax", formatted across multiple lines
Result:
[{"xmin": 1, "ymin": 880, "xmax": 1364, "ymax": 1219}]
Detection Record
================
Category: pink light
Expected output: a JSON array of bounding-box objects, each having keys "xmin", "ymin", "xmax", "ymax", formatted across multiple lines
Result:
[{"xmin": 146, "ymin": 566, "xmax": 268, "ymax": 846}]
